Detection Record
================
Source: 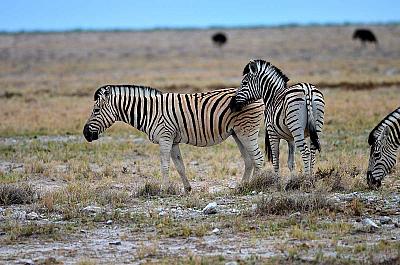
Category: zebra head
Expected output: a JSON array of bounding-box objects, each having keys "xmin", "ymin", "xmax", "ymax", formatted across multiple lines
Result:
[
  {"xmin": 230, "ymin": 59, "xmax": 288, "ymax": 112},
  {"xmin": 230, "ymin": 60, "xmax": 263, "ymax": 112},
  {"xmin": 83, "ymin": 86, "xmax": 118, "ymax": 142},
  {"xmin": 367, "ymin": 126, "xmax": 397, "ymax": 188}
]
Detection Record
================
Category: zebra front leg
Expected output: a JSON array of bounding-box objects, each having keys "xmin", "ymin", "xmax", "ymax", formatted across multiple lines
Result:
[
  {"xmin": 171, "ymin": 144, "xmax": 192, "ymax": 193},
  {"xmin": 232, "ymin": 134, "xmax": 254, "ymax": 183},
  {"xmin": 287, "ymin": 140, "xmax": 296, "ymax": 173},
  {"xmin": 159, "ymin": 138, "xmax": 173, "ymax": 190},
  {"xmin": 234, "ymin": 132, "xmax": 264, "ymax": 182}
]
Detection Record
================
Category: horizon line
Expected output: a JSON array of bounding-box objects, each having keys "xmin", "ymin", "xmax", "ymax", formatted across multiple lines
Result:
[{"xmin": 0, "ymin": 21, "xmax": 399, "ymax": 35}]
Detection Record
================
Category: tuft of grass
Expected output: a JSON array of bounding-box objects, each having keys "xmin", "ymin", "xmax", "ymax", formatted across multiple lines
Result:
[
  {"xmin": 255, "ymin": 192, "xmax": 337, "ymax": 215},
  {"xmin": 136, "ymin": 243, "xmax": 159, "ymax": 260},
  {"xmin": 136, "ymin": 181, "xmax": 179, "ymax": 197},
  {"xmin": 289, "ymin": 225, "xmax": 316, "ymax": 240},
  {"xmin": 25, "ymin": 160, "xmax": 46, "ymax": 174},
  {"xmin": 346, "ymin": 198, "xmax": 365, "ymax": 216},
  {"xmin": 285, "ymin": 174, "xmax": 316, "ymax": 191},
  {"xmin": 136, "ymin": 181, "xmax": 162, "ymax": 197},
  {"xmin": 0, "ymin": 183, "xmax": 38, "ymax": 205},
  {"xmin": 235, "ymin": 170, "xmax": 278, "ymax": 194},
  {"xmin": 2, "ymin": 222, "xmax": 60, "ymax": 241}
]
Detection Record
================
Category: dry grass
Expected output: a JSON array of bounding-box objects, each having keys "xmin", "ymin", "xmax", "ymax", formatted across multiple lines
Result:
[
  {"xmin": 136, "ymin": 181, "xmax": 180, "ymax": 197},
  {"xmin": 235, "ymin": 170, "xmax": 279, "ymax": 194},
  {"xmin": 2, "ymin": 222, "xmax": 60, "ymax": 241},
  {"xmin": 0, "ymin": 183, "xmax": 38, "ymax": 205},
  {"xmin": 0, "ymin": 26, "xmax": 400, "ymax": 264},
  {"xmin": 1, "ymin": 26, "xmax": 400, "ymax": 136},
  {"xmin": 255, "ymin": 192, "xmax": 337, "ymax": 215}
]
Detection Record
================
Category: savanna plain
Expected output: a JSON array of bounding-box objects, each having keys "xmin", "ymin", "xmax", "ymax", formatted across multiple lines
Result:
[{"xmin": 0, "ymin": 25, "xmax": 400, "ymax": 264}]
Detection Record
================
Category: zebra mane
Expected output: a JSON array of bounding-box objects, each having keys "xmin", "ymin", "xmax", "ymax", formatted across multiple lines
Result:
[
  {"xmin": 242, "ymin": 60, "xmax": 290, "ymax": 83},
  {"xmin": 94, "ymin": 85, "xmax": 162, "ymax": 100},
  {"xmin": 368, "ymin": 107, "xmax": 400, "ymax": 145}
]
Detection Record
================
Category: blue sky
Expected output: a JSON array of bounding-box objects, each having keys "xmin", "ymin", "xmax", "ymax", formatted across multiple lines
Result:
[{"xmin": 0, "ymin": 0, "xmax": 399, "ymax": 31}]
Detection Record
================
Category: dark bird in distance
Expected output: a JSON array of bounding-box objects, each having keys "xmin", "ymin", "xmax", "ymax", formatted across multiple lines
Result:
[
  {"xmin": 353, "ymin": 29, "xmax": 378, "ymax": 46},
  {"xmin": 212, "ymin": 32, "xmax": 227, "ymax": 47}
]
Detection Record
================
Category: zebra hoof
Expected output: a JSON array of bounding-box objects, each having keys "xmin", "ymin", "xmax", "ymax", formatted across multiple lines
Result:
[{"xmin": 184, "ymin": 186, "xmax": 192, "ymax": 193}]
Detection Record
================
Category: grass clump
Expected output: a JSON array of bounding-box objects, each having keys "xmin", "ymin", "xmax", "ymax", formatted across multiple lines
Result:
[
  {"xmin": 235, "ymin": 170, "xmax": 278, "ymax": 194},
  {"xmin": 0, "ymin": 183, "xmax": 38, "ymax": 205},
  {"xmin": 2, "ymin": 222, "xmax": 60, "ymax": 241},
  {"xmin": 136, "ymin": 181, "xmax": 179, "ymax": 197},
  {"xmin": 255, "ymin": 192, "xmax": 336, "ymax": 215}
]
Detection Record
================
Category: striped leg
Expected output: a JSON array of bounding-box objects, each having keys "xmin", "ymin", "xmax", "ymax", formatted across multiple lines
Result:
[
  {"xmin": 293, "ymin": 133, "xmax": 311, "ymax": 174},
  {"xmin": 287, "ymin": 140, "xmax": 296, "ymax": 173},
  {"xmin": 310, "ymin": 142, "xmax": 317, "ymax": 174},
  {"xmin": 159, "ymin": 138, "xmax": 173, "ymax": 189},
  {"xmin": 234, "ymin": 131, "xmax": 264, "ymax": 182},
  {"xmin": 171, "ymin": 144, "xmax": 192, "ymax": 193},
  {"xmin": 232, "ymin": 134, "xmax": 254, "ymax": 183},
  {"xmin": 268, "ymin": 130, "xmax": 281, "ymax": 174}
]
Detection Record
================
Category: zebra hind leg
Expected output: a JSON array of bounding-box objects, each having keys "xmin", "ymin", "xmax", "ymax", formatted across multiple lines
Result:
[
  {"xmin": 309, "ymin": 140, "xmax": 318, "ymax": 174},
  {"xmin": 171, "ymin": 144, "xmax": 192, "ymax": 193},
  {"xmin": 287, "ymin": 140, "xmax": 296, "ymax": 173},
  {"xmin": 293, "ymin": 134, "xmax": 311, "ymax": 175},
  {"xmin": 232, "ymin": 134, "xmax": 254, "ymax": 183},
  {"xmin": 159, "ymin": 138, "xmax": 173, "ymax": 190},
  {"xmin": 269, "ymin": 133, "xmax": 281, "ymax": 175}
]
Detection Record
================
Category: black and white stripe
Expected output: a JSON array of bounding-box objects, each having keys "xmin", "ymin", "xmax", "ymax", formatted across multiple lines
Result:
[
  {"xmin": 230, "ymin": 59, "xmax": 325, "ymax": 175},
  {"xmin": 367, "ymin": 107, "xmax": 400, "ymax": 188},
  {"xmin": 83, "ymin": 85, "xmax": 265, "ymax": 191}
]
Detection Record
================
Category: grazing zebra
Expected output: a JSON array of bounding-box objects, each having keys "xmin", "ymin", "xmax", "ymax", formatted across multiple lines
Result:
[
  {"xmin": 230, "ymin": 59, "xmax": 325, "ymax": 175},
  {"xmin": 83, "ymin": 85, "xmax": 265, "ymax": 192},
  {"xmin": 367, "ymin": 107, "xmax": 400, "ymax": 188}
]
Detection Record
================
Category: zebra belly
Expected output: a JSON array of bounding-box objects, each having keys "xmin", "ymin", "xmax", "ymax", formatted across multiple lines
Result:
[{"xmin": 174, "ymin": 129, "xmax": 232, "ymax": 147}]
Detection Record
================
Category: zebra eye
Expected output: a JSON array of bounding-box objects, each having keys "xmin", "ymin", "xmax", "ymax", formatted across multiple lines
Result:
[
  {"xmin": 373, "ymin": 152, "xmax": 380, "ymax": 158},
  {"xmin": 242, "ymin": 80, "xmax": 249, "ymax": 86},
  {"xmin": 93, "ymin": 108, "xmax": 100, "ymax": 114}
]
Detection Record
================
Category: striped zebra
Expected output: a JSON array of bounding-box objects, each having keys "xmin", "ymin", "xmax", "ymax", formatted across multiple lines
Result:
[
  {"xmin": 230, "ymin": 59, "xmax": 325, "ymax": 175},
  {"xmin": 83, "ymin": 85, "xmax": 265, "ymax": 192},
  {"xmin": 367, "ymin": 107, "xmax": 400, "ymax": 188}
]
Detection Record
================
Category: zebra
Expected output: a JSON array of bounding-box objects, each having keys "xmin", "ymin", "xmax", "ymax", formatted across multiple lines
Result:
[
  {"xmin": 230, "ymin": 59, "xmax": 325, "ymax": 175},
  {"xmin": 83, "ymin": 85, "xmax": 265, "ymax": 192},
  {"xmin": 367, "ymin": 107, "xmax": 400, "ymax": 188}
]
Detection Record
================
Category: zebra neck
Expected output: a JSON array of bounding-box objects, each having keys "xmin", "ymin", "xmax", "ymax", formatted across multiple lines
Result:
[
  {"xmin": 388, "ymin": 131, "xmax": 400, "ymax": 149},
  {"xmin": 262, "ymin": 83, "xmax": 287, "ymax": 107},
  {"xmin": 113, "ymin": 89, "xmax": 161, "ymax": 134}
]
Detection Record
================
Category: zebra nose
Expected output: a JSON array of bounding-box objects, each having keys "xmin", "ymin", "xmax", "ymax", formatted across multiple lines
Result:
[
  {"xmin": 229, "ymin": 97, "xmax": 243, "ymax": 112},
  {"xmin": 83, "ymin": 124, "xmax": 94, "ymax": 142}
]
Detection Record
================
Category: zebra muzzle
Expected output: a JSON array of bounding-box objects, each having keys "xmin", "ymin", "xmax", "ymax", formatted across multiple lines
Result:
[
  {"xmin": 366, "ymin": 171, "xmax": 381, "ymax": 189},
  {"xmin": 83, "ymin": 124, "xmax": 99, "ymax": 142},
  {"xmin": 229, "ymin": 97, "xmax": 245, "ymax": 112}
]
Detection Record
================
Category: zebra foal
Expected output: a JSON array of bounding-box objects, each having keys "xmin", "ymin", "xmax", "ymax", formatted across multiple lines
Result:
[
  {"xmin": 230, "ymin": 59, "xmax": 325, "ymax": 175},
  {"xmin": 367, "ymin": 107, "xmax": 400, "ymax": 188},
  {"xmin": 83, "ymin": 85, "xmax": 265, "ymax": 192}
]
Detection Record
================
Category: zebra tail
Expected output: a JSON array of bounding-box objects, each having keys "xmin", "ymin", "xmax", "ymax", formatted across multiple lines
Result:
[
  {"xmin": 305, "ymin": 87, "xmax": 321, "ymax": 152},
  {"xmin": 265, "ymin": 129, "xmax": 273, "ymax": 162}
]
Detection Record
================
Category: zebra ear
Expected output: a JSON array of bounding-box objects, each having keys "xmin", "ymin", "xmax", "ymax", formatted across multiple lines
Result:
[
  {"xmin": 378, "ymin": 126, "xmax": 390, "ymax": 142},
  {"xmin": 103, "ymin": 87, "xmax": 110, "ymax": 97},
  {"xmin": 249, "ymin": 60, "xmax": 258, "ymax": 75},
  {"xmin": 243, "ymin": 63, "xmax": 250, "ymax": 76}
]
